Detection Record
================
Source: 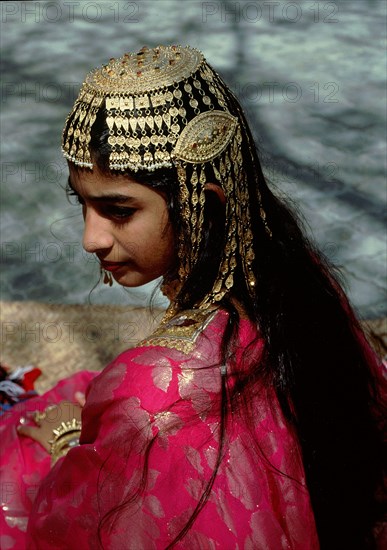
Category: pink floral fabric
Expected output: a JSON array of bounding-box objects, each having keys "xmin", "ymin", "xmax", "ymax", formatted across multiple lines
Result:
[
  {"xmin": 1, "ymin": 311, "xmax": 320, "ymax": 549},
  {"xmin": 0, "ymin": 371, "xmax": 96, "ymax": 550}
]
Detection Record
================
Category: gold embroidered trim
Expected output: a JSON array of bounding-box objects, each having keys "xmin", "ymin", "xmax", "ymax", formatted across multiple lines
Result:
[{"xmin": 138, "ymin": 308, "xmax": 218, "ymax": 355}]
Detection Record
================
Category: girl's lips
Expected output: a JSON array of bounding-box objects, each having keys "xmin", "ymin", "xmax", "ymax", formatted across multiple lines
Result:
[{"xmin": 100, "ymin": 261, "xmax": 128, "ymax": 272}]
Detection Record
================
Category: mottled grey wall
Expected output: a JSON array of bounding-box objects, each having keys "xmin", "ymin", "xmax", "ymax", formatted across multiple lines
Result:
[{"xmin": 1, "ymin": 0, "xmax": 386, "ymax": 318}]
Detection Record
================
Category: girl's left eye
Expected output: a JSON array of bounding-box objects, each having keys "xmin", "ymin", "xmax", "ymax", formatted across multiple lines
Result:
[{"xmin": 104, "ymin": 207, "xmax": 136, "ymax": 220}]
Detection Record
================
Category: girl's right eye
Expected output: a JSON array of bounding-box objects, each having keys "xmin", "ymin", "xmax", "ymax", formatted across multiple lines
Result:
[{"xmin": 66, "ymin": 189, "xmax": 84, "ymax": 206}]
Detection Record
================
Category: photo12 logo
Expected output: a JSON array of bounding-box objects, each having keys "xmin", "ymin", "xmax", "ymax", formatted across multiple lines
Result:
[
  {"xmin": 230, "ymin": 81, "xmax": 340, "ymax": 104},
  {"xmin": 1, "ymin": 2, "xmax": 140, "ymax": 24},
  {"xmin": 1, "ymin": 320, "xmax": 142, "ymax": 345},
  {"xmin": 202, "ymin": 2, "xmax": 340, "ymax": 24}
]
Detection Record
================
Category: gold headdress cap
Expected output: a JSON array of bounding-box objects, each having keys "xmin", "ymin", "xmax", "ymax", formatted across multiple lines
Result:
[
  {"xmin": 62, "ymin": 45, "xmax": 270, "ymax": 308},
  {"xmin": 62, "ymin": 45, "xmax": 238, "ymax": 172}
]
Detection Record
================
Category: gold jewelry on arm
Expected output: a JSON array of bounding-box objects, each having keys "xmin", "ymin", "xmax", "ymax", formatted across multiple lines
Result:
[{"xmin": 48, "ymin": 418, "xmax": 82, "ymax": 466}]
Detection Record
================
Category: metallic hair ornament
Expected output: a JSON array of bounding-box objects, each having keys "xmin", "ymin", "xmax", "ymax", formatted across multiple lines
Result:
[
  {"xmin": 62, "ymin": 45, "xmax": 271, "ymax": 309},
  {"xmin": 62, "ymin": 45, "xmax": 206, "ymax": 172}
]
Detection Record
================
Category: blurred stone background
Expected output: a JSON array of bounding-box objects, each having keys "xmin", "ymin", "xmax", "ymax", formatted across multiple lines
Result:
[{"xmin": 1, "ymin": 0, "xmax": 386, "ymax": 319}]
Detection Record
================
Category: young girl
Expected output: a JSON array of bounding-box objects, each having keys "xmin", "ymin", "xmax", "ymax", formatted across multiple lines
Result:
[{"xmin": 1, "ymin": 45, "xmax": 385, "ymax": 549}]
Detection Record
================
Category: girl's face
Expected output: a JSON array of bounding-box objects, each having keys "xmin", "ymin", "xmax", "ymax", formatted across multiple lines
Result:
[{"xmin": 68, "ymin": 165, "xmax": 176, "ymax": 287}]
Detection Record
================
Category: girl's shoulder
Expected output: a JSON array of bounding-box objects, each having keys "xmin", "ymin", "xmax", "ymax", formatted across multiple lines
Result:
[
  {"xmin": 84, "ymin": 308, "xmax": 229, "ymax": 409},
  {"xmin": 85, "ymin": 307, "xmax": 261, "ymax": 415}
]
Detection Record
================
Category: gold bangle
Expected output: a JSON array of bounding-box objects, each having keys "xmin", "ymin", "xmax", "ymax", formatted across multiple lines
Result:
[
  {"xmin": 48, "ymin": 418, "xmax": 82, "ymax": 464},
  {"xmin": 50, "ymin": 432, "xmax": 81, "ymax": 466}
]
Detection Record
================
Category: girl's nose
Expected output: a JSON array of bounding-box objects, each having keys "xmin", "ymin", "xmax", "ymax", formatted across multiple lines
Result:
[{"xmin": 82, "ymin": 208, "xmax": 114, "ymax": 253}]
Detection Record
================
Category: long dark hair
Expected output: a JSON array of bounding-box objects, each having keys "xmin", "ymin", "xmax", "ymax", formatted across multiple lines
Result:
[{"xmin": 77, "ymin": 82, "xmax": 386, "ymax": 549}]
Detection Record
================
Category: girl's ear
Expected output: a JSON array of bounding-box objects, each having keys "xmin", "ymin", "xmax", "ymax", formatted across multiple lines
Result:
[{"xmin": 204, "ymin": 183, "xmax": 226, "ymax": 206}]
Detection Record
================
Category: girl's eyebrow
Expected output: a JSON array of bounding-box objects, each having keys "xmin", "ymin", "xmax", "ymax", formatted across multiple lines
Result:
[{"xmin": 67, "ymin": 177, "xmax": 138, "ymax": 204}]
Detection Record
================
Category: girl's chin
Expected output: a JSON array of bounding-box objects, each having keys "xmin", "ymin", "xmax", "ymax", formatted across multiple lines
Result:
[{"xmin": 112, "ymin": 271, "xmax": 157, "ymax": 288}]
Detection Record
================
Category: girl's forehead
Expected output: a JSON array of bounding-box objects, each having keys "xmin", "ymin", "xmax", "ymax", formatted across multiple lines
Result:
[
  {"xmin": 69, "ymin": 166, "xmax": 139, "ymax": 190},
  {"xmin": 68, "ymin": 166, "xmax": 167, "ymax": 204}
]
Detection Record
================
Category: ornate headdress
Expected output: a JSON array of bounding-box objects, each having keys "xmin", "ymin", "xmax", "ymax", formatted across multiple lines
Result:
[{"xmin": 62, "ymin": 45, "xmax": 270, "ymax": 309}]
